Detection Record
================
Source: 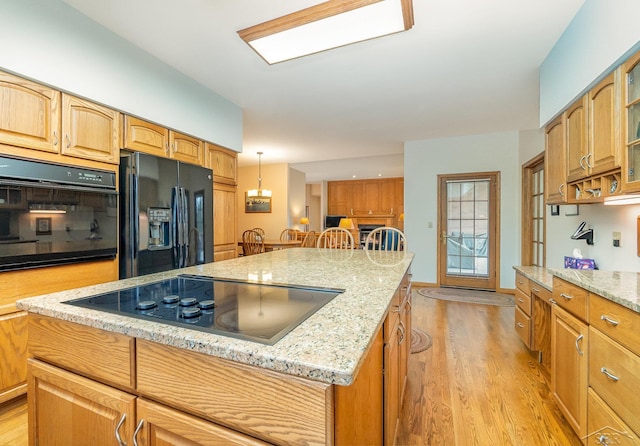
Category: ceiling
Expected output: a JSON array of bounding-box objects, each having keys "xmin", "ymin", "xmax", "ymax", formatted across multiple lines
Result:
[{"xmin": 63, "ymin": 0, "xmax": 585, "ymax": 182}]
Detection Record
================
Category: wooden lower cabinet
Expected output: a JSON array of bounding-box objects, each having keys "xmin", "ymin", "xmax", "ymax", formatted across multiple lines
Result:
[
  {"xmin": 384, "ymin": 311, "xmax": 400, "ymax": 446},
  {"xmin": 0, "ymin": 311, "xmax": 27, "ymax": 404},
  {"xmin": 587, "ymin": 388, "xmax": 640, "ymax": 445},
  {"xmin": 28, "ymin": 359, "xmax": 136, "ymax": 446},
  {"xmin": 551, "ymin": 304, "xmax": 588, "ymax": 439},
  {"xmin": 213, "ymin": 183, "xmax": 238, "ymax": 261}
]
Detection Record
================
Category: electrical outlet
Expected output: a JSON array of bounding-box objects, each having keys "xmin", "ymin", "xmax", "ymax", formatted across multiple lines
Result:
[
  {"xmin": 612, "ymin": 231, "xmax": 621, "ymax": 247},
  {"xmin": 427, "ymin": 221, "xmax": 433, "ymax": 229}
]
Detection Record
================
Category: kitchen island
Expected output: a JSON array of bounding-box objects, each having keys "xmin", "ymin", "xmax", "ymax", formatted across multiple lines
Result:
[{"xmin": 18, "ymin": 248, "xmax": 413, "ymax": 445}]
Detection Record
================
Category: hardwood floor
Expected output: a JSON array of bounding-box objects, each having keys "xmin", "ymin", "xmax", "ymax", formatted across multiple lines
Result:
[
  {"xmin": 0, "ymin": 292, "xmax": 581, "ymax": 446},
  {"xmin": 0, "ymin": 395, "xmax": 27, "ymax": 446},
  {"xmin": 398, "ymin": 292, "xmax": 582, "ymax": 445}
]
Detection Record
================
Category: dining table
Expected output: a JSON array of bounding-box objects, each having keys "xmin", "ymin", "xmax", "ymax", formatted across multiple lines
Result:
[{"xmin": 238, "ymin": 239, "xmax": 302, "ymax": 252}]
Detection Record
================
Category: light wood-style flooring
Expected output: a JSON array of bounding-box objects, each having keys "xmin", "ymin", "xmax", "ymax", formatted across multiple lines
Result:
[
  {"xmin": 0, "ymin": 292, "xmax": 581, "ymax": 445},
  {"xmin": 399, "ymin": 292, "xmax": 582, "ymax": 445}
]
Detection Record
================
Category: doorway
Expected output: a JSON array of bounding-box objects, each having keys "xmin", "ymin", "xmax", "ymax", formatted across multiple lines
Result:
[{"xmin": 438, "ymin": 172, "xmax": 499, "ymax": 290}]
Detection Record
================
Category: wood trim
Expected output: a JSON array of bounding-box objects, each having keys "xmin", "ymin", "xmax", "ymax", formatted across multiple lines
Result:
[
  {"xmin": 238, "ymin": 0, "xmax": 413, "ymax": 42},
  {"xmin": 521, "ymin": 152, "xmax": 546, "ymax": 266}
]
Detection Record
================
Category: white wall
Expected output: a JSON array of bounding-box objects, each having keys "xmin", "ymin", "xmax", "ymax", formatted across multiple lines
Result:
[
  {"xmin": 546, "ymin": 204, "xmax": 640, "ymax": 271},
  {"xmin": 288, "ymin": 168, "xmax": 307, "ymax": 231},
  {"xmin": 540, "ymin": 0, "xmax": 640, "ymax": 125},
  {"xmin": 405, "ymin": 131, "xmax": 520, "ymax": 288},
  {"xmin": 0, "ymin": 0, "xmax": 242, "ymax": 151}
]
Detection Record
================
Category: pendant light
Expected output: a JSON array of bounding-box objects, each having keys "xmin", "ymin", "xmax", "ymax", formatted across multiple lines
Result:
[{"xmin": 247, "ymin": 152, "xmax": 272, "ymax": 198}]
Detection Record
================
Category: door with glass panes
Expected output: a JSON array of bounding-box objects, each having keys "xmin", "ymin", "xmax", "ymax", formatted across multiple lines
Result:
[{"xmin": 438, "ymin": 172, "xmax": 498, "ymax": 290}]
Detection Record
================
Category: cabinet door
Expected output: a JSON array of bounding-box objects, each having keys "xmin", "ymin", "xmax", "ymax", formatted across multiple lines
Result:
[
  {"xmin": 28, "ymin": 359, "xmax": 136, "ymax": 446},
  {"xmin": 622, "ymin": 49, "xmax": 640, "ymax": 192},
  {"xmin": 384, "ymin": 313, "xmax": 400, "ymax": 446},
  {"xmin": 62, "ymin": 94, "xmax": 120, "ymax": 164},
  {"xmin": 169, "ymin": 131, "xmax": 203, "ymax": 165},
  {"xmin": 551, "ymin": 305, "xmax": 588, "ymax": 439},
  {"xmin": 328, "ymin": 181, "xmax": 351, "ymax": 215},
  {"xmin": 589, "ymin": 70, "xmax": 620, "ymax": 175},
  {"xmin": 545, "ymin": 116, "xmax": 567, "ymax": 204},
  {"xmin": 213, "ymin": 184, "xmax": 237, "ymax": 261},
  {"xmin": 566, "ymin": 96, "xmax": 589, "ymax": 183},
  {"xmin": 0, "ymin": 71, "xmax": 60, "ymax": 153},
  {"xmin": 0, "ymin": 311, "xmax": 27, "ymax": 404},
  {"xmin": 205, "ymin": 142, "xmax": 237, "ymax": 185},
  {"xmin": 136, "ymin": 398, "xmax": 270, "ymax": 446},
  {"xmin": 124, "ymin": 115, "xmax": 169, "ymax": 157}
]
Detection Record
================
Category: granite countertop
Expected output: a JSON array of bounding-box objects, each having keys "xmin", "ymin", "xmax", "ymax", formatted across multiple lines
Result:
[
  {"xmin": 513, "ymin": 266, "xmax": 640, "ymax": 314},
  {"xmin": 17, "ymin": 248, "xmax": 413, "ymax": 386}
]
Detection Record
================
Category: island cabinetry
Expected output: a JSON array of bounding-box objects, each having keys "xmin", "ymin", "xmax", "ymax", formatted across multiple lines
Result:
[
  {"xmin": 545, "ymin": 115, "xmax": 567, "ymax": 204},
  {"xmin": 61, "ymin": 94, "xmax": 120, "ymax": 164},
  {"xmin": 0, "ymin": 71, "xmax": 60, "ymax": 154}
]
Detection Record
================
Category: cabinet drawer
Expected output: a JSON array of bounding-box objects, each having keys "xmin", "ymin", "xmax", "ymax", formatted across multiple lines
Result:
[
  {"xmin": 515, "ymin": 306, "xmax": 531, "ymax": 348},
  {"xmin": 589, "ymin": 294, "xmax": 640, "ymax": 356},
  {"xmin": 515, "ymin": 272, "xmax": 531, "ymax": 295},
  {"xmin": 28, "ymin": 315, "xmax": 135, "ymax": 390},
  {"xmin": 530, "ymin": 282, "xmax": 552, "ymax": 304},
  {"xmin": 589, "ymin": 327, "xmax": 640, "ymax": 435},
  {"xmin": 515, "ymin": 288, "xmax": 532, "ymax": 316},
  {"xmin": 552, "ymin": 278, "xmax": 588, "ymax": 321},
  {"xmin": 136, "ymin": 340, "xmax": 331, "ymax": 446},
  {"xmin": 588, "ymin": 388, "xmax": 640, "ymax": 446}
]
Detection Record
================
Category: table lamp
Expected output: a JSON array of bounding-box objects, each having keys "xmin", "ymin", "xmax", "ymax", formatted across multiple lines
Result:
[
  {"xmin": 300, "ymin": 217, "xmax": 309, "ymax": 231},
  {"xmin": 339, "ymin": 218, "xmax": 354, "ymax": 229}
]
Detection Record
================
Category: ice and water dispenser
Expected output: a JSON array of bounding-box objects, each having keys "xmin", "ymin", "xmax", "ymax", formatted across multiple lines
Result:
[{"xmin": 147, "ymin": 207, "xmax": 171, "ymax": 250}]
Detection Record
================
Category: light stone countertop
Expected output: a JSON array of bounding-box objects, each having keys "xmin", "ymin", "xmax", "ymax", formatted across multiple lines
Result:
[
  {"xmin": 17, "ymin": 248, "xmax": 414, "ymax": 386},
  {"xmin": 513, "ymin": 266, "xmax": 640, "ymax": 314}
]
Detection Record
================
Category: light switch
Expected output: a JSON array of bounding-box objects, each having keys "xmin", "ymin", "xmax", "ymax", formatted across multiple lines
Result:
[
  {"xmin": 613, "ymin": 231, "xmax": 621, "ymax": 247},
  {"xmin": 427, "ymin": 221, "xmax": 433, "ymax": 228}
]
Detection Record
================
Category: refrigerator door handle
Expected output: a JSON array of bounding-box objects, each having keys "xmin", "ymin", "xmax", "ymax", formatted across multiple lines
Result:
[
  {"xmin": 133, "ymin": 173, "xmax": 139, "ymax": 259},
  {"xmin": 181, "ymin": 187, "xmax": 189, "ymax": 267},
  {"xmin": 172, "ymin": 186, "xmax": 180, "ymax": 269}
]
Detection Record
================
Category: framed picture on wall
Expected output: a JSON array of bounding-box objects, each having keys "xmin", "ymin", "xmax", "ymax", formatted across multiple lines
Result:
[
  {"xmin": 245, "ymin": 194, "xmax": 272, "ymax": 213},
  {"xmin": 36, "ymin": 217, "xmax": 52, "ymax": 235}
]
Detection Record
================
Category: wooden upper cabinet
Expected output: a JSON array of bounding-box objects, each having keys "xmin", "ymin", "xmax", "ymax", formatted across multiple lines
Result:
[
  {"xmin": 566, "ymin": 96, "xmax": 589, "ymax": 183},
  {"xmin": 0, "ymin": 71, "xmax": 60, "ymax": 153},
  {"xmin": 124, "ymin": 115, "xmax": 169, "ymax": 157},
  {"xmin": 328, "ymin": 181, "xmax": 351, "ymax": 215},
  {"xmin": 61, "ymin": 94, "xmax": 120, "ymax": 164},
  {"xmin": 621, "ymin": 49, "xmax": 640, "ymax": 193},
  {"xmin": 545, "ymin": 115, "xmax": 567, "ymax": 204},
  {"xmin": 170, "ymin": 131, "xmax": 203, "ymax": 165},
  {"xmin": 588, "ymin": 70, "xmax": 620, "ymax": 176},
  {"xmin": 205, "ymin": 142, "xmax": 237, "ymax": 185}
]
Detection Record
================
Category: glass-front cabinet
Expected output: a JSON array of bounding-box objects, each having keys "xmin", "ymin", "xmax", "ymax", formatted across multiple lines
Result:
[{"xmin": 622, "ymin": 49, "xmax": 640, "ymax": 192}]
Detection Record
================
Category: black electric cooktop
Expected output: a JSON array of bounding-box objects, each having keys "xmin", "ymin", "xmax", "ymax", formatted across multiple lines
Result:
[{"xmin": 64, "ymin": 274, "xmax": 344, "ymax": 345}]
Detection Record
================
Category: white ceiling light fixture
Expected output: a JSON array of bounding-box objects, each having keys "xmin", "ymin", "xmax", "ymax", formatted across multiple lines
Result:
[
  {"xmin": 247, "ymin": 151, "xmax": 272, "ymax": 198},
  {"xmin": 237, "ymin": 0, "xmax": 414, "ymax": 65}
]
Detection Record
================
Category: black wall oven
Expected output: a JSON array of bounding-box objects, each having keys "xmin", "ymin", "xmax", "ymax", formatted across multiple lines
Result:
[{"xmin": 0, "ymin": 155, "xmax": 118, "ymax": 271}]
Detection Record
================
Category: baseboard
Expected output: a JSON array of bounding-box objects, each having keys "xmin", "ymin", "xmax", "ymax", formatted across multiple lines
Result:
[{"xmin": 411, "ymin": 282, "xmax": 515, "ymax": 295}]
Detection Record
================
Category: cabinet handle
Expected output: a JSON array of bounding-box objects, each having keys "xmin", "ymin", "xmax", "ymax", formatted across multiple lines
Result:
[
  {"xmin": 575, "ymin": 334, "xmax": 584, "ymax": 356},
  {"xmin": 579, "ymin": 155, "xmax": 586, "ymax": 170},
  {"xmin": 165, "ymin": 143, "xmax": 170, "ymax": 155},
  {"xmin": 517, "ymin": 322, "xmax": 525, "ymax": 328},
  {"xmin": 133, "ymin": 419, "xmax": 144, "ymax": 446},
  {"xmin": 518, "ymin": 298, "xmax": 524, "ymax": 303},
  {"xmin": 600, "ymin": 315, "xmax": 620, "ymax": 326},
  {"xmin": 559, "ymin": 183, "xmax": 565, "ymax": 197},
  {"xmin": 600, "ymin": 367, "xmax": 619, "ymax": 382},
  {"xmin": 53, "ymin": 130, "xmax": 58, "ymax": 146},
  {"xmin": 398, "ymin": 321, "xmax": 406, "ymax": 345},
  {"xmin": 171, "ymin": 143, "xmax": 176, "ymax": 153},
  {"xmin": 532, "ymin": 287, "xmax": 540, "ymax": 293},
  {"xmin": 549, "ymin": 298, "xmax": 557, "ymax": 305},
  {"xmin": 65, "ymin": 133, "xmax": 71, "ymax": 149},
  {"xmin": 560, "ymin": 293, "xmax": 573, "ymax": 301},
  {"xmin": 115, "ymin": 413, "xmax": 127, "ymax": 446},
  {"xmin": 585, "ymin": 153, "xmax": 593, "ymax": 168},
  {"xmin": 392, "ymin": 305, "xmax": 400, "ymax": 313}
]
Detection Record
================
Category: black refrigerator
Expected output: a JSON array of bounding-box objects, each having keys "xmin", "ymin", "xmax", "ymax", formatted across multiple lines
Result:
[{"xmin": 119, "ymin": 151, "xmax": 213, "ymax": 279}]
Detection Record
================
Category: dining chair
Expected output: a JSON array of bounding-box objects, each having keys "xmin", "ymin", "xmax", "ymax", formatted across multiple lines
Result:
[
  {"xmin": 301, "ymin": 230, "xmax": 317, "ymax": 247},
  {"xmin": 280, "ymin": 228, "xmax": 300, "ymax": 241},
  {"xmin": 316, "ymin": 227, "xmax": 354, "ymax": 249},
  {"xmin": 364, "ymin": 227, "xmax": 406, "ymax": 251},
  {"xmin": 252, "ymin": 227, "xmax": 265, "ymax": 239},
  {"xmin": 242, "ymin": 229, "xmax": 264, "ymax": 256}
]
